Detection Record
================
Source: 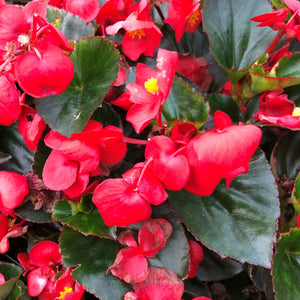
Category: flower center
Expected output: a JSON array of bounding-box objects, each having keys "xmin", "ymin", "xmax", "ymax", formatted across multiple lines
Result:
[
  {"xmin": 144, "ymin": 78, "xmax": 159, "ymax": 93},
  {"xmin": 59, "ymin": 287, "xmax": 73, "ymax": 299},
  {"xmin": 292, "ymin": 107, "xmax": 300, "ymax": 117},
  {"xmin": 188, "ymin": 10, "xmax": 201, "ymax": 27},
  {"xmin": 17, "ymin": 34, "xmax": 30, "ymax": 46},
  {"xmin": 128, "ymin": 29, "xmax": 146, "ymax": 39}
]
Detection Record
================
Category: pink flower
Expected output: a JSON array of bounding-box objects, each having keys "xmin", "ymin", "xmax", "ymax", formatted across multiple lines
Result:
[
  {"xmin": 185, "ymin": 111, "xmax": 262, "ymax": 196},
  {"xmin": 0, "ymin": 171, "xmax": 28, "ymax": 215},
  {"xmin": 106, "ymin": 0, "xmax": 163, "ymax": 60},
  {"xmin": 165, "ymin": 0, "xmax": 202, "ymax": 42},
  {"xmin": 92, "ymin": 163, "xmax": 168, "ymax": 227},
  {"xmin": 124, "ymin": 267, "xmax": 184, "ymax": 300},
  {"xmin": 253, "ymin": 89, "xmax": 300, "ymax": 129}
]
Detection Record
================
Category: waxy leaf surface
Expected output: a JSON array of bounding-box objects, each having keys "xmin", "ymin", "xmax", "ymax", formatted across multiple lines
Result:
[
  {"xmin": 0, "ymin": 263, "xmax": 23, "ymax": 299},
  {"xmin": 36, "ymin": 37, "xmax": 119, "ymax": 137},
  {"xmin": 168, "ymin": 150, "xmax": 279, "ymax": 267},
  {"xmin": 272, "ymin": 229, "xmax": 300, "ymax": 300},
  {"xmin": 202, "ymin": 0, "xmax": 276, "ymax": 71},
  {"xmin": 60, "ymin": 226, "xmax": 131, "ymax": 300}
]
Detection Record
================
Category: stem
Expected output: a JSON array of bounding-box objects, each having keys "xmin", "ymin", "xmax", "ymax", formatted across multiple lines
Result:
[
  {"xmin": 264, "ymin": 30, "xmax": 285, "ymax": 55},
  {"xmin": 122, "ymin": 136, "xmax": 148, "ymax": 145},
  {"xmin": 154, "ymin": 5, "xmax": 165, "ymax": 23},
  {"xmin": 135, "ymin": 157, "xmax": 153, "ymax": 189}
]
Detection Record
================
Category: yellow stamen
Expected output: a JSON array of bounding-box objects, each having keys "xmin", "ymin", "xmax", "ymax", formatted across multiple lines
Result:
[
  {"xmin": 58, "ymin": 287, "xmax": 73, "ymax": 299},
  {"xmin": 188, "ymin": 10, "xmax": 201, "ymax": 27},
  {"xmin": 292, "ymin": 107, "xmax": 300, "ymax": 117},
  {"xmin": 144, "ymin": 78, "xmax": 159, "ymax": 93},
  {"xmin": 128, "ymin": 29, "xmax": 146, "ymax": 39}
]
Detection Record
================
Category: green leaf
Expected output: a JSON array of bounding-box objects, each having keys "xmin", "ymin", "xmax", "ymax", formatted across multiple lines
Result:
[
  {"xmin": 36, "ymin": 37, "xmax": 119, "ymax": 137},
  {"xmin": 271, "ymin": 131, "xmax": 300, "ymax": 179},
  {"xmin": 272, "ymin": 229, "xmax": 300, "ymax": 300},
  {"xmin": 250, "ymin": 53, "xmax": 300, "ymax": 93},
  {"xmin": 250, "ymin": 266, "xmax": 275, "ymax": 300},
  {"xmin": 206, "ymin": 94, "xmax": 242, "ymax": 123},
  {"xmin": 150, "ymin": 203, "xmax": 190, "ymax": 279},
  {"xmin": 202, "ymin": 0, "xmax": 276, "ymax": 71},
  {"xmin": 91, "ymin": 102, "xmax": 122, "ymax": 128},
  {"xmin": 0, "ymin": 122, "xmax": 34, "ymax": 173},
  {"xmin": 14, "ymin": 201, "xmax": 52, "ymax": 223},
  {"xmin": 292, "ymin": 173, "xmax": 300, "ymax": 215},
  {"xmin": 53, "ymin": 195, "xmax": 116, "ymax": 239},
  {"xmin": 162, "ymin": 76, "xmax": 209, "ymax": 123},
  {"xmin": 7, "ymin": 280, "xmax": 30, "ymax": 300},
  {"xmin": 46, "ymin": 6, "xmax": 61, "ymax": 23},
  {"xmin": 60, "ymin": 226, "xmax": 131, "ymax": 300},
  {"xmin": 0, "ymin": 263, "xmax": 23, "ymax": 300},
  {"xmin": 197, "ymin": 246, "xmax": 244, "ymax": 281},
  {"xmin": 168, "ymin": 150, "xmax": 279, "ymax": 267},
  {"xmin": 60, "ymin": 10, "xmax": 94, "ymax": 41}
]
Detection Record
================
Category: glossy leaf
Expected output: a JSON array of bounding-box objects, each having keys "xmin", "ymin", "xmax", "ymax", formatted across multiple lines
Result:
[
  {"xmin": 196, "ymin": 246, "xmax": 244, "ymax": 281},
  {"xmin": 0, "ymin": 122, "xmax": 34, "ymax": 173},
  {"xmin": 46, "ymin": 6, "xmax": 61, "ymax": 23},
  {"xmin": 60, "ymin": 10, "xmax": 94, "ymax": 41},
  {"xmin": 60, "ymin": 226, "xmax": 131, "ymax": 300},
  {"xmin": 162, "ymin": 76, "xmax": 209, "ymax": 123},
  {"xmin": 202, "ymin": 0, "xmax": 276, "ymax": 71},
  {"xmin": 53, "ymin": 195, "xmax": 116, "ymax": 239},
  {"xmin": 271, "ymin": 131, "xmax": 300, "ymax": 179},
  {"xmin": 14, "ymin": 201, "xmax": 52, "ymax": 223},
  {"xmin": 272, "ymin": 229, "xmax": 300, "ymax": 300},
  {"xmin": 0, "ymin": 263, "xmax": 23, "ymax": 299},
  {"xmin": 206, "ymin": 94, "xmax": 242, "ymax": 123},
  {"xmin": 7, "ymin": 280, "xmax": 30, "ymax": 300},
  {"xmin": 150, "ymin": 203, "xmax": 190, "ymax": 279},
  {"xmin": 168, "ymin": 150, "xmax": 279, "ymax": 267},
  {"xmin": 36, "ymin": 37, "xmax": 119, "ymax": 137}
]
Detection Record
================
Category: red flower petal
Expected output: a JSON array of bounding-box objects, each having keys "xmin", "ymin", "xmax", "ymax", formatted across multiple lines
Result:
[
  {"xmin": 187, "ymin": 240, "xmax": 203, "ymax": 278},
  {"xmin": 15, "ymin": 45, "xmax": 74, "ymax": 98},
  {"xmin": 0, "ymin": 214, "xmax": 8, "ymax": 240},
  {"xmin": 0, "ymin": 171, "xmax": 28, "ymax": 213},
  {"xmin": 42, "ymin": 150, "xmax": 78, "ymax": 191},
  {"xmin": 108, "ymin": 247, "xmax": 148, "ymax": 283},
  {"xmin": 118, "ymin": 230, "xmax": 138, "ymax": 248},
  {"xmin": 27, "ymin": 268, "xmax": 48, "ymax": 297},
  {"xmin": 65, "ymin": 0, "xmax": 100, "ymax": 23},
  {"xmin": 29, "ymin": 240, "xmax": 61, "ymax": 267}
]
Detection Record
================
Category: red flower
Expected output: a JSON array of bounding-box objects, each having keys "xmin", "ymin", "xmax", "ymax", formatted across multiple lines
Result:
[
  {"xmin": 106, "ymin": 0, "xmax": 163, "ymax": 60},
  {"xmin": 165, "ymin": 0, "xmax": 202, "ymax": 43},
  {"xmin": 92, "ymin": 163, "xmax": 168, "ymax": 227},
  {"xmin": 297, "ymin": 214, "xmax": 300, "ymax": 228},
  {"xmin": 108, "ymin": 219, "xmax": 172, "ymax": 283},
  {"xmin": 0, "ymin": 75, "xmax": 21, "ymax": 126},
  {"xmin": 187, "ymin": 240, "xmax": 203, "ymax": 279},
  {"xmin": 0, "ymin": 273, "xmax": 4, "ymax": 285},
  {"xmin": 18, "ymin": 240, "xmax": 62, "ymax": 298},
  {"xmin": 54, "ymin": 268, "xmax": 85, "ymax": 300},
  {"xmin": 114, "ymin": 48, "xmax": 178, "ymax": 133},
  {"xmin": 185, "ymin": 111, "xmax": 262, "ymax": 196},
  {"xmin": 64, "ymin": 0, "xmax": 100, "ymax": 23},
  {"xmin": 145, "ymin": 135, "xmax": 190, "ymax": 190},
  {"xmin": 253, "ymin": 89, "xmax": 300, "ymax": 129},
  {"xmin": 124, "ymin": 267, "xmax": 184, "ymax": 300},
  {"xmin": 18, "ymin": 105, "xmax": 46, "ymax": 151},
  {"xmin": 0, "ymin": 171, "xmax": 28, "ymax": 215}
]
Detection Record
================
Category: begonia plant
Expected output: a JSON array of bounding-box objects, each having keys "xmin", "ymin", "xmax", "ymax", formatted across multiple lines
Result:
[{"xmin": 0, "ymin": 0, "xmax": 300, "ymax": 299}]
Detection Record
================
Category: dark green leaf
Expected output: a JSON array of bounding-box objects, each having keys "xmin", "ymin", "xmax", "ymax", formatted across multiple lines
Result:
[
  {"xmin": 150, "ymin": 203, "xmax": 190, "ymax": 279},
  {"xmin": 0, "ymin": 122, "xmax": 34, "ymax": 173},
  {"xmin": 272, "ymin": 229, "xmax": 300, "ymax": 300},
  {"xmin": 197, "ymin": 246, "xmax": 244, "ymax": 281},
  {"xmin": 60, "ymin": 226, "xmax": 131, "ymax": 300},
  {"xmin": 292, "ymin": 173, "xmax": 300, "ymax": 214},
  {"xmin": 60, "ymin": 11, "xmax": 94, "ymax": 41},
  {"xmin": 0, "ymin": 263, "xmax": 23, "ymax": 300},
  {"xmin": 14, "ymin": 201, "xmax": 52, "ymax": 223},
  {"xmin": 202, "ymin": 0, "xmax": 276, "ymax": 71},
  {"xmin": 36, "ymin": 37, "xmax": 119, "ymax": 137},
  {"xmin": 271, "ymin": 131, "xmax": 300, "ymax": 179},
  {"xmin": 91, "ymin": 102, "xmax": 122, "ymax": 128},
  {"xmin": 168, "ymin": 150, "xmax": 279, "ymax": 267},
  {"xmin": 162, "ymin": 76, "xmax": 209, "ymax": 123},
  {"xmin": 46, "ymin": 7, "xmax": 61, "ymax": 23},
  {"xmin": 250, "ymin": 266, "xmax": 275, "ymax": 300},
  {"xmin": 7, "ymin": 280, "xmax": 30, "ymax": 300},
  {"xmin": 206, "ymin": 94, "xmax": 242, "ymax": 123},
  {"xmin": 0, "ymin": 151, "xmax": 11, "ymax": 165},
  {"xmin": 53, "ymin": 195, "xmax": 116, "ymax": 239}
]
